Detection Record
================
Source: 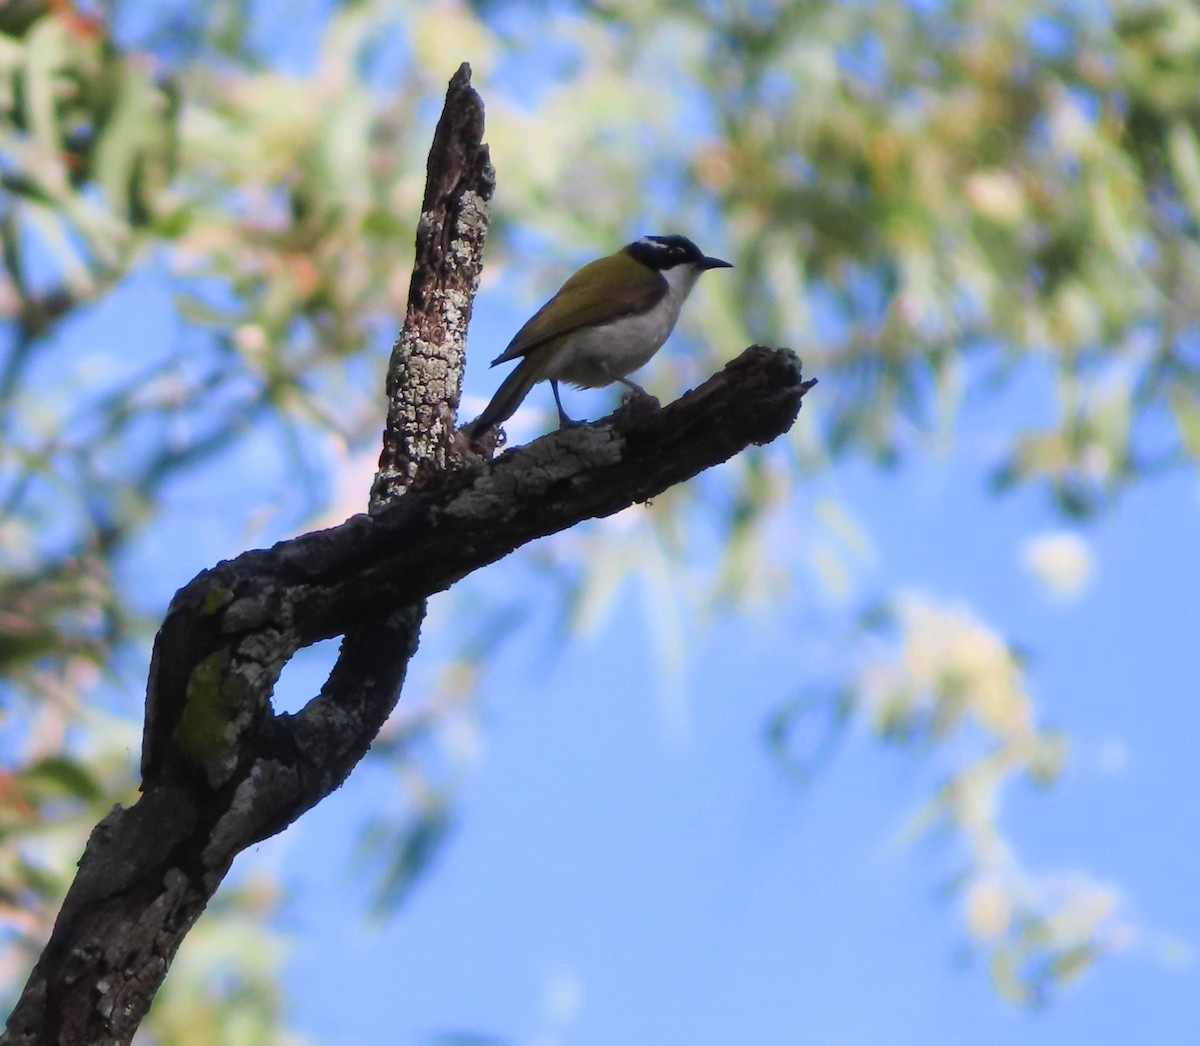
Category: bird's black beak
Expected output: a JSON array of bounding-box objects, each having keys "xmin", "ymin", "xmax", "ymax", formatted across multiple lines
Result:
[{"xmin": 702, "ymin": 255, "xmax": 733, "ymax": 269}]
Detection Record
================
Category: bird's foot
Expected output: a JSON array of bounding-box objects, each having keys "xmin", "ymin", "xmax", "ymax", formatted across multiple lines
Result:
[
  {"xmin": 461, "ymin": 422, "xmax": 505, "ymax": 456},
  {"xmin": 617, "ymin": 386, "xmax": 660, "ymax": 416}
]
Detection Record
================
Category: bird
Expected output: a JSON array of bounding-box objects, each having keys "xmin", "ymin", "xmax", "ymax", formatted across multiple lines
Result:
[{"xmin": 465, "ymin": 234, "xmax": 732, "ymax": 441}]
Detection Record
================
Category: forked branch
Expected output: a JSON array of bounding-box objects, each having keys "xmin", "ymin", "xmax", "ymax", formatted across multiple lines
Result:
[{"xmin": 1, "ymin": 64, "xmax": 813, "ymax": 1046}]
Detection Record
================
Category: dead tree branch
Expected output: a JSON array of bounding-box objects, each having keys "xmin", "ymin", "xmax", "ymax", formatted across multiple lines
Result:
[{"xmin": 1, "ymin": 63, "xmax": 814, "ymax": 1046}]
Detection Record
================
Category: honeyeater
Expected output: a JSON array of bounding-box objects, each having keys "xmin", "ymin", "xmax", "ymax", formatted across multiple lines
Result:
[{"xmin": 466, "ymin": 234, "xmax": 732, "ymax": 440}]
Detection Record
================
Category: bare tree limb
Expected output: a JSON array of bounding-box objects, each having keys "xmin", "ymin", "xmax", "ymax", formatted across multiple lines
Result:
[
  {"xmin": 1, "ymin": 61, "xmax": 815, "ymax": 1046},
  {"xmin": 372, "ymin": 63, "xmax": 493, "ymax": 503},
  {"xmin": 2, "ymin": 61, "xmax": 492, "ymax": 1046}
]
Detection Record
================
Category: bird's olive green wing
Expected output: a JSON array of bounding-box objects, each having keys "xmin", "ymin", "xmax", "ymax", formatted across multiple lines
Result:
[{"xmin": 490, "ymin": 253, "xmax": 668, "ymax": 366}]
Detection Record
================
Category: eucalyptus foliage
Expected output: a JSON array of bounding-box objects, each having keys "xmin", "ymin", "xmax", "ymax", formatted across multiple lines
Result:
[{"xmin": 1, "ymin": 0, "xmax": 1196, "ymax": 1035}]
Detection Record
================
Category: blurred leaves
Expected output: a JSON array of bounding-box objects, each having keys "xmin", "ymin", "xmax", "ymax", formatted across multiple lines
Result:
[
  {"xmin": 0, "ymin": 1, "xmax": 431, "ymax": 1035},
  {"xmin": 1, "ymin": 0, "xmax": 1197, "ymax": 1033},
  {"xmin": 770, "ymin": 592, "xmax": 1124, "ymax": 1006},
  {"xmin": 1021, "ymin": 530, "xmax": 1093, "ymax": 599}
]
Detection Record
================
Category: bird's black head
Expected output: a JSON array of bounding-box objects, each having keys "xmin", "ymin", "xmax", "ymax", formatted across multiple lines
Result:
[{"xmin": 626, "ymin": 234, "xmax": 733, "ymax": 271}]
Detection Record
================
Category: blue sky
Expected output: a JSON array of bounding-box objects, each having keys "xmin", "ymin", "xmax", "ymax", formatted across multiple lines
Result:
[{"xmin": 248, "ymin": 323, "xmax": 1200, "ymax": 1044}]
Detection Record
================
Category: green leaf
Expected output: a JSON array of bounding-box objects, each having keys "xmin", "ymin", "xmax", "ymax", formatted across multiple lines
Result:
[
  {"xmin": 22, "ymin": 16, "xmax": 67, "ymax": 163},
  {"xmin": 18, "ymin": 754, "xmax": 103, "ymax": 803},
  {"xmin": 1170, "ymin": 387, "xmax": 1200, "ymax": 462}
]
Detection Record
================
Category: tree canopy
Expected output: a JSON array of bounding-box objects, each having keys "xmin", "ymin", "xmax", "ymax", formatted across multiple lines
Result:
[{"xmin": 1, "ymin": 0, "xmax": 1197, "ymax": 1040}]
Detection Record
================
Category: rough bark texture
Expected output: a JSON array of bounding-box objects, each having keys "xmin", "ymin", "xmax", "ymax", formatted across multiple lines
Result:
[
  {"xmin": 2, "ymin": 62, "xmax": 492, "ymax": 1046},
  {"xmin": 371, "ymin": 65, "xmax": 493, "ymax": 503},
  {"xmin": 1, "ymin": 64, "xmax": 816, "ymax": 1046}
]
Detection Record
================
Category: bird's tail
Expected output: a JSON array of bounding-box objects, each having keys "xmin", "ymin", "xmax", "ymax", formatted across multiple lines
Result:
[{"xmin": 465, "ymin": 358, "xmax": 540, "ymax": 441}]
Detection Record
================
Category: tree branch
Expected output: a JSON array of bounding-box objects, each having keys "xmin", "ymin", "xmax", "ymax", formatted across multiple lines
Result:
[
  {"xmin": 2, "ymin": 61, "xmax": 493, "ymax": 1046},
  {"xmin": 372, "ymin": 63, "xmax": 493, "ymax": 503},
  {"xmin": 1, "ymin": 61, "xmax": 815, "ymax": 1046}
]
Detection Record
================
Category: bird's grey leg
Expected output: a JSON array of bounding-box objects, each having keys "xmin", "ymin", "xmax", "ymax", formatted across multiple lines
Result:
[
  {"xmin": 551, "ymin": 380, "xmax": 581, "ymax": 428},
  {"xmin": 595, "ymin": 357, "xmax": 656, "ymax": 402},
  {"xmin": 615, "ymin": 376, "xmax": 651, "ymax": 397},
  {"xmin": 610, "ymin": 372, "xmax": 659, "ymax": 410}
]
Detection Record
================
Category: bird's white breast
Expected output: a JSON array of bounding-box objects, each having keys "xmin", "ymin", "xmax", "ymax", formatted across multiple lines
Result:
[{"xmin": 543, "ymin": 264, "xmax": 702, "ymax": 388}]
